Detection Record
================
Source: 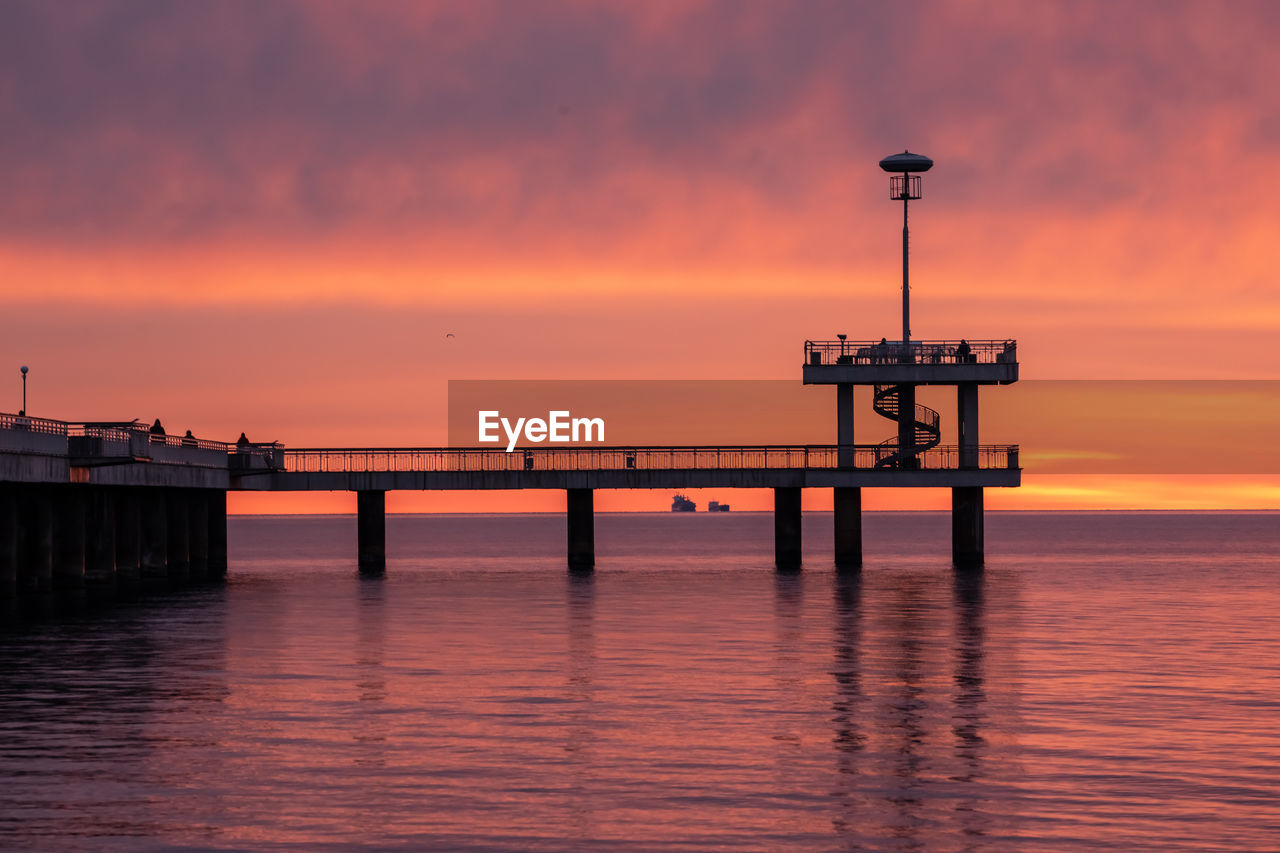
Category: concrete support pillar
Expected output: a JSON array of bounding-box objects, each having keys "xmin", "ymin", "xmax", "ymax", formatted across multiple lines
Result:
[
  {"xmin": 833, "ymin": 486, "xmax": 862, "ymax": 571},
  {"xmin": 958, "ymin": 383, "xmax": 979, "ymax": 469},
  {"xmin": 53, "ymin": 487, "xmax": 86, "ymax": 593},
  {"xmin": 188, "ymin": 490, "xmax": 209, "ymax": 581},
  {"xmin": 84, "ymin": 487, "xmax": 116, "ymax": 592},
  {"xmin": 567, "ymin": 488, "xmax": 594, "ymax": 572},
  {"xmin": 208, "ymin": 490, "xmax": 228, "ymax": 579},
  {"xmin": 897, "ymin": 384, "xmax": 918, "ymax": 469},
  {"xmin": 952, "ymin": 486, "xmax": 984, "ymax": 568},
  {"xmin": 0, "ymin": 486, "xmax": 17, "ymax": 599},
  {"xmin": 18, "ymin": 486, "xmax": 54, "ymax": 595},
  {"xmin": 774, "ymin": 486, "xmax": 802, "ymax": 571},
  {"xmin": 140, "ymin": 490, "xmax": 168, "ymax": 588},
  {"xmin": 166, "ymin": 490, "xmax": 190, "ymax": 584},
  {"xmin": 115, "ymin": 489, "xmax": 141, "ymax": 590},
  {"xmin": 837, "ymin": 383, "xmax": 855, "ymax": 468},
  {"xmin": 357, "ymin": 490, "xmax": 386, "ymax": 574}
]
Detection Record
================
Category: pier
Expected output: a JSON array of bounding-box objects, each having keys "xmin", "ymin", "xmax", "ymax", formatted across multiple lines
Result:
[
  {"xmin": 1, "ymin": 385, "xmax": 1019, "ymax": 595},
  {"xmin": 1, "ymin": 149, "xmax": 1021, "ymax": 596}
]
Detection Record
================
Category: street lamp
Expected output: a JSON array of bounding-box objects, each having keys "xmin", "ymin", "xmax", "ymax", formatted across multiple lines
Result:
[
  {"xmin": 837, "ymin": 333, "xmax": 847, "ymax": 361},
  {"xmin": 19, "ymin": 365, "xmax": 27, "ymax": 415},
  {"xmin": 878, "ymin": 150, "xmax": 933, "ymax": 357}
]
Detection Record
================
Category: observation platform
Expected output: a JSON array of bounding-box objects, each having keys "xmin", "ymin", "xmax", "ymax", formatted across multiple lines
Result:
[{"xmin": 803, "ymin": 339, "xmax": 1018, "ymax": 385}]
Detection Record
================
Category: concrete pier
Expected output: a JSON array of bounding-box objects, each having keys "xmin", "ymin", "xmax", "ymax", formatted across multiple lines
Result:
[
  {"xmin": 188, "ymin": 490, "xmax": 209, "ymax": 581},
  {"xmin": 958, "ymin": 383, "xmax": 979, "ymax": 469},
  {"xmin": 208, "ymin": 490, "xmax": 228, "ymax": 579},
  {"xmin": 897, "ymin": 384, "xmax": 918, "ymax": 468},
  {"xmin": 837, "ymin": 383, "xmax": 855, "ymax": 467},
  {"xmin": 140, "ymin": 490, "xmax": 168, "ymax": 587},
  {"xmin": 0, "ymin": 486, "xmax": 16, "ymax": 599},
  {"xmin": 567, "ymin": 488, "xmax": 594, "ymax": 572},
  {"xmin": 115, "ymin": 489, "xmax": 141, "ymax": 590},
  {"xmin": 774, "ymin": 486, "xmax": 802, "ymax": 571},
  {"xmin": 357, "ymin": 490, "xmax": 386, "ymax": 574},
  {"xmin": 952, "ymin": 486, "xmax": 984, "ymax": 567},
  {"xmin": 84, "ymin": 488, "xmax": 116, "ymax": 593},
  {"xmin": 53, "ymin": 487, "xmax": 86, "ymax": 593},
  {"xmin": 166, "ymin": 490, "xmax": 190, "ymax": 583},
  {"xmin": 18, "ymin": 486, "xmax": 53, "ymax": 595},
  {"xmin": 833, "ymin": 486, "xmax": 862, "ymax": 571}
]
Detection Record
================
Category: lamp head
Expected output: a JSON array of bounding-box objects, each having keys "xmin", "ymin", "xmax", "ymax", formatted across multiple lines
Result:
[
  {"xmin": 20, "ymin": 366, "xmax": 28, "ymax": 375},
  {"xmin": 878, "ymin": 150, "xmax": 933, "ymax": 173}
]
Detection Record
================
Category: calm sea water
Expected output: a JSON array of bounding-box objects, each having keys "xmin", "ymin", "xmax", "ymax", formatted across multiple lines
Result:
[{"xmin": 2, "ymin": 511, "xmax": 1279, "ymax": 851}]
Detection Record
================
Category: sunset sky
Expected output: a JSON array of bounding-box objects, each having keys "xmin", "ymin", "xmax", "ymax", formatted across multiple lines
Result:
[{"xmin": 2, "ymin": 1, "xmax": 1278, "ymax": 512}]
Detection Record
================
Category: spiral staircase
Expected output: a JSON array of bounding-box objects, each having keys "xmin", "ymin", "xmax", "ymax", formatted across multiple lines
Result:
[{"xmin": 873, "ymin": 384, "xmax": 940, "ymax": 468}]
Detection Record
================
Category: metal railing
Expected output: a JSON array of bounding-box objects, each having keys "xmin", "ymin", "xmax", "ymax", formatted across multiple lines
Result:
[
  {"xmin": 281, "ymin": 444, "xmax": 1019, "ymax": 474},
  {"xmin": 805, "ymin": 339, "xmax": 1017, "ymax": 366},
  {"xmin": 0, "ymin": 412, "xmax": 69, "ymax": 436},
  {"xmin": 148, "ymin": 432, "xmax": 234, "ymax": 452}
]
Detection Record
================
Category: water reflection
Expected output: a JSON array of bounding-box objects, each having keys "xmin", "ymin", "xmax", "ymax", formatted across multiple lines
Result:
[
  {"xmin": 564, "ymin": 570, "xmax": 597, "ymax": 840},
  {"xmin": 830, "ymin": 572, "xmax": 865, "ymax": 841},
  {"xmin": 952, "ymin": 569, "xmax": 989, "ymax": 849},
  {"xmin": 0, "ymin": 589, "xmax": 230, "ymax": 845},
  {"xmin": 354, "ymin": 576, "xmax": 388, "ymax": 763}
]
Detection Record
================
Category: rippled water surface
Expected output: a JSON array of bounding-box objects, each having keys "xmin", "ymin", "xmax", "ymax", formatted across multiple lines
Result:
[{"xmin": 2, "ymin": 511, "xmax": 1279, "ymax": 851}]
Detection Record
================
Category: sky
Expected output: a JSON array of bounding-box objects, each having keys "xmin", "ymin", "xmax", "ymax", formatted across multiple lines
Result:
[{"xmin": 2, "ymin": 0, "xmax": 1279, "ymax": 512}]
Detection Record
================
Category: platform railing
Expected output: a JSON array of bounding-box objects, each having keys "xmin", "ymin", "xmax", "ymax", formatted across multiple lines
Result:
[
  {"xmin": 805, "ymin": 339, "xmax": 1016, "ymax": 366},
  {"xmin": 0, "ymin": 412, "xmax": 69, "ymax": 436},
  {"xmin": 281, "ymin": 444, "xmax": 1020, "ymax": 474}
]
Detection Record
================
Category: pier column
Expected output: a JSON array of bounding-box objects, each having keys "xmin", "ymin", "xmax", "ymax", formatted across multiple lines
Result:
[
  {"xmin": 166, "ymin": 490, "xmax": 190, "ymax": 584},
  {"xmin": 774, "ymin": 486, "xmax": 802, "ymax": 571},
  {"xmin": 837, "ymin": 383, "xmax": 855, "ymax": 467},
  {"xmin": 958, "ymin": 383, "xmax": 979, "ymax": 468},
  {"xmin": 115, "ymin": 489, "xmax": 141, "ymax": 590},
  {"xmin": 188, "ymin": 491, "xmax": 209, "ymax": 581},
  {"xmin": 357, "ymin": 490, "xmax": 386, "ymax": 574},
  {"xmin": 208, "ymin": 490, "xmax": 228, "ymax": 579},
  {"xmin": 53, "ymin": 487, "xmax": 86, "ymax": 593},
  {"xmin": 567, "ymin": 488, "xmax": 594, "ymax": 572},
  {"xmin": 18, "ymin": 486, "xmax": 54, "ymax": 595},
  {"xmin": 833, "ymin": 486, "xmax": 862, "ymax": 571},
  {"xmin": 0, "ymin": 486, "xmax": 16, "ymax": 599},
  {"xmin": 952, "ymin": 486, "xmax": 984, "ymax": 568},
  {"xmin": 140, "ymin": 490, "xmax": 168, "ymax": 588},
  {"xmin": 898, "ymin": 384, "xmax": 918, "ymax": 468},
  {"xmin": 85, "ymin": 487, "xmax": 117, "ymax": 593}
]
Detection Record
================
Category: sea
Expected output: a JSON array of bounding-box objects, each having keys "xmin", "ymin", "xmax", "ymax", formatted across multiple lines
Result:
[{"xmin": 2, "ymin": 511, "xmax": 1278, "ymax": 851}]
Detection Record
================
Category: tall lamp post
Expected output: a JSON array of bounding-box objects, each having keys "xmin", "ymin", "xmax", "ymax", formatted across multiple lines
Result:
[
  {"xmin": 877, "ymin": 150, "xmax": 933, "ymax": 360},
  {"xmin": 19, "ymin": 365, "xmax": 27, "ymax": 415}
]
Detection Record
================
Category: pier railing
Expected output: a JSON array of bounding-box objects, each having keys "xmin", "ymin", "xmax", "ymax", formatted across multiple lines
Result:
[
  {"xmin": 805, "ymin": 339, "xmax": 1016, "ymax": 366},
  {"xmin": 0, "ymin": 412, "xmax": 69, "ymax": 436},
  {"xmin": 281, "ymin": 444, "xmax": 1019, "ymax": 474}
]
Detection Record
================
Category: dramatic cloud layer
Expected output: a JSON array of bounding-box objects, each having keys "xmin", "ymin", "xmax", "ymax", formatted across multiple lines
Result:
[{"xmin": 2, "ymin": 1, "xmax": 1278, "ymax": 508}]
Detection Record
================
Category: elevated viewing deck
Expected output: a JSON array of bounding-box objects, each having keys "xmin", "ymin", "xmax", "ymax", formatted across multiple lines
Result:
[{"xmin": 803, "ymin": 339, "xmax": 1018, "ymax": 385}]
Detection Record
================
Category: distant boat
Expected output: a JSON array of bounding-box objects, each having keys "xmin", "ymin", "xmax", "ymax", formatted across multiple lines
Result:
[
  {"xmin": 707, "ymin": 501, "xmax": 731, "ymax": 512},
  {"xmin": 671, "ymin": 493, "xmax": 696, "ymax": 512}
]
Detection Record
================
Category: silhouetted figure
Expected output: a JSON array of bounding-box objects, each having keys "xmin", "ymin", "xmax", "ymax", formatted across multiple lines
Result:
[
  {"xmin": 956, "ymin": 339, "xmax": 972, "ymax": 363},
  {"xmin": 149, "ymin": 419, "xmax": 165, "ymax": 442},
  {"xmin": 181, "ymin": 429, "xmax": 197, "ymax": 447},
  {"xmin": 876, "ymin": 337, "xmax": 890, "ymax": 364},
  {"xmin": 236, "ymin": 432, "xmax": 251, "ymax": 448}
]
